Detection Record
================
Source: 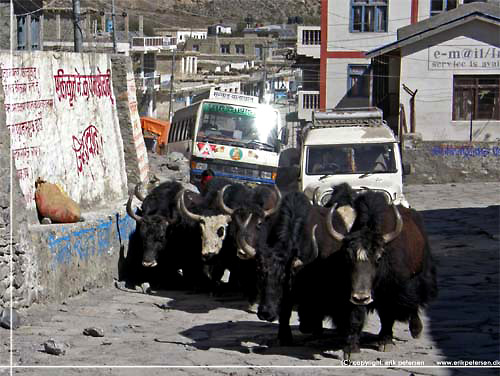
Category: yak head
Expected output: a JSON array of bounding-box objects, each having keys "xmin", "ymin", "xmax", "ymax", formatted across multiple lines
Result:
[
  {"xmin": 127, "ymin": 193, "xmax": 170, "ymax": 268},
  {"xmin": 330, "ymin": 200, "xmax": 403, "ymax": 306},
  {"xmin": 176, "ymin": 188, "xmax": 231, "ymax": 261},
  {"xmin": 219, "ymin": 184, "xmax": 282, "ymax": 260}
]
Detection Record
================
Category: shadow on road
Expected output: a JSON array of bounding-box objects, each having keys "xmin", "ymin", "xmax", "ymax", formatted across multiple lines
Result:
[
  {"xmin": 180, "ymin": 321, "xmax": 382, "ymax": 360},
  {"xmin": 421, "ymin": 206, "xmax": 499, "ymax": 375}
]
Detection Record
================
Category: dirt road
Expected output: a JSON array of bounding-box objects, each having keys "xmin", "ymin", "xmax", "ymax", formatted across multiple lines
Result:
[{"xmin": 1, "ymin": 182, "xmax": 499, "ymax": 376}]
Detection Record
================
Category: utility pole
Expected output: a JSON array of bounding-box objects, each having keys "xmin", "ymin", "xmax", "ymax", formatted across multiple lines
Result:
[
  {"xmin": 72, "ymin": 0, "xmax": 82, "ymax": 52},
  {"xmin": 402, "ymin": 84, "xmax": 417, "ymax": 133},
  {"xmin": 168, "ymin": 49, "xmax": 176, "ymax": 122},
  {"xmin": 260, "ymin": 43, "xmax": 268, "ymax": 103},
  {"xmin": 111, "ymin": 0, "xmax": 117, "ymax": 53}
]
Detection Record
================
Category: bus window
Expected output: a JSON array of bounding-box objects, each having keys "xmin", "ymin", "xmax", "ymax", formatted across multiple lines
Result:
[{"xmin": 168, "ymin": 123, "xmax": 175, "ymax": 142}]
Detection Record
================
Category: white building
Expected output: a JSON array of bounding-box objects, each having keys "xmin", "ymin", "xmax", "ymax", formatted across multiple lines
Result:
[
  {"xmin": 294, "ymin": 0, "xmax": 498, "ymax": 125},
  {"xmin": 155, "ymin": 27, "xmax": 208, "ymax": 46},
  {"xmin": 368, "ymin": 2, "xmax": 500, "ymax": 141},
  {"xmin": 208, "ymin": 24, "xmax": 232, "ymax": 36}
]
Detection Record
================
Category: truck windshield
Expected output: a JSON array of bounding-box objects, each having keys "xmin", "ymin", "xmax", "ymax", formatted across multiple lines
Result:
[
  {"xmin": 197, "ymin": 102, "xmax": 278, "ymax": 152},
  {"xmin": 306, "ymin": 143, "xmax": 396, "ymax": 175}
]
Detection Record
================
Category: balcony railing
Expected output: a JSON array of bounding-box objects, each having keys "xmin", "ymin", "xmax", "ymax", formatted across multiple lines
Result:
[
  {"xmin": 297, "ymin": 26, "xmax": 321, "ymax": 59},
  {"xmin": 131, "ymin": 37, "xmax": 177, "ymax": 52},
  {"xmin": 297, "ymin": 90, "xmax": 320, "ymax": 121},
  {"xmin": 139, "ymin": 73, "xmax": 161, "ymax": 92}
]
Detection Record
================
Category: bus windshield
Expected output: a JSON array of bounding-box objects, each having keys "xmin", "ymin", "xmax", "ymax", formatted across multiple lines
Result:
[{"xmin": 197, "ymin": 102, "xmax": 279, "ymax": 151}]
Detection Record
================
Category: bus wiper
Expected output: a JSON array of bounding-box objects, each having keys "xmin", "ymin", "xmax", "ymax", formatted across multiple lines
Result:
[
  {"xmin": 246, "ymin": 140, "xmax": 274, "ymax": 150},
  {"xmin": 319, "ymin": 174, "xmax": 332, "ymax": 181},
  {"xmin": 359, "ymin": 172, "xmax": 373, "ymax": 179}
]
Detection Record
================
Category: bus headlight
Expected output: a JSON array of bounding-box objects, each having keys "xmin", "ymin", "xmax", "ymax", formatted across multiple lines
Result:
[
  {"xmin": 261, "ymin": 171, "xmax": 272, "ymax": 179},
  {"xmin": 192, "ymin": 162, "xmax": 208, "ymax": 171}
]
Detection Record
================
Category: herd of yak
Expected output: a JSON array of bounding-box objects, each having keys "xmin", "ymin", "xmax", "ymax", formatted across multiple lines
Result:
[{"xmin": 125, "ymin": 176, "xmax": 438, "ymax": 356}]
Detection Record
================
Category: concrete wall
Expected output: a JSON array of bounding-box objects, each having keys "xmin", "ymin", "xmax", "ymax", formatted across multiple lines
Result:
[
  {"xmin": 400, "ymin": 20, "xmax": 500, "ymax": 141},
  {"xmin": 323, "ymin": 0, "xmax": 422, "ymax": 110},
  {"xmin": 0, "ymin": 51, "xmax": 146, "ymax": 307},
  {"xmin": 326, "ymin": 1, "xmax": 420, "ymax": 52},
  {"xmin": 0, "ymin": 51, "xmax": 128, "ymax": 210},
  {"xmin": 325, "ymin": 58, "xmax": 371, "ymax": 109},
  {"xmin": 29, "ymin": 209, "xmax": 135, "ymax": 303}
]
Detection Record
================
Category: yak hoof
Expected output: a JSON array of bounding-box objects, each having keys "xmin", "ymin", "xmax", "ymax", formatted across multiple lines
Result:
[
  {"xmin": 377, "ymin": 340, "xmax": 395, "ymax": 352},
  {"xmin": 409, "ymin": 314, "xmax": 423, "ymax": 338},
  {"xmin": 343, "ymin": 345, "xmax": 361, "ymax": 361},
  {"xmin": 246, "ymin": 302, "xmax": 258, "ymax": 314}
]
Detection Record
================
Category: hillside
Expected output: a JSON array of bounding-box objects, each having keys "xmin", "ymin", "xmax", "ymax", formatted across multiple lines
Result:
[{"xmin": 76, "ymin": 0, "xmax": 322, "ymax": 32}]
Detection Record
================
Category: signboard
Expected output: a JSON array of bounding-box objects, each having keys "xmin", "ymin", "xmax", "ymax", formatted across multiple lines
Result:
[
  {"xmin": 428, "ymin": 45, "xmax": 500, "ymax": 70},
  {"xmin": 209, "ymin": 88, "xmax": 259, "ymax": 104}
]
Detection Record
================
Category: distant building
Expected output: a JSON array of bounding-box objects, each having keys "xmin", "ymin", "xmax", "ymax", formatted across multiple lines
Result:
[
  {"xmin": 208, "ymin": 23, "xmax": 232, "ymax": 36},
  {"xmin": 154, "ymin": 27, "xmax": 208, "ymax": 46}
]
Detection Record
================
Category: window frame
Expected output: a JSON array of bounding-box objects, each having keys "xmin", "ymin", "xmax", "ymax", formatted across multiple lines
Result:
[
  {"xmin": 452, "ymin": 75, "xmax": 500, "ymax": 121},
  {"xmin": 350, "ymin": 0, "xmax": 388, "ymax": 33},
  {"xmin": 235, "ymin": 44, "xmax": 245, "ymax": 54},
  {"xmin": 220, "ymin": 44, "xmax": 230, "ymax": 54},
  {"xmin": 347, "ymin": 64, "xmax": 371, "ymax": 98},
  {"xmin": 430, "ymin": 0, "xmax": 458, "ymax": 17}
]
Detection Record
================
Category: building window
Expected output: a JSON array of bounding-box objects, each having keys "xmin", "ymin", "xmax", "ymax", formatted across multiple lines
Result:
[
  {"xmin": 351, "ymin": 0, "xmax": 388, "ymax": 33},
  {"xmin": 453, "ymin": 75, "xmax": 499, "ymax": 120},
  {"xmin": 348, "ymin": 65, "xmax": 370, "ymax": 97},
  {"xmin": 16, "ymin": 15, "xmax": 41, "ymax": 50},
  {"xmin": 302, "ymin": 29, "xmax": 321, "ymax": 45},
  {"xmin": 235, "ymin": 44, "xmax": 245, "ymax": 54},
  {"xmin": 430, "ymin": 0, "xmax": 457, "ymax": 17},
  {"xmin": 192, "ymin": 44, "xmax": 199, "ymax": 52},
  {"xmin": 220, "ymin": 44, "xmax": 230, "ymax": 54}
]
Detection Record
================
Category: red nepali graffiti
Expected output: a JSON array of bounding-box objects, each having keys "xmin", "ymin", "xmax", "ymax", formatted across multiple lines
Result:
[
  {"xmin": 72, "ymin": 125, "xmax": 103, "ymax": 177},
  {"xmin": 54, "ymin": 68, "xmax": 114, "ymax": 107}
]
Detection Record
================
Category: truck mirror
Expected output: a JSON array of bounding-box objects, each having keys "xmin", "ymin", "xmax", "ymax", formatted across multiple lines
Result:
[
  {"xmin": 403, "ymin": 162, "xmax": 412, "ymax": 175},
  {"xmin": 281, "ymin": 127, "xmax": 289, "ymax": 145}
]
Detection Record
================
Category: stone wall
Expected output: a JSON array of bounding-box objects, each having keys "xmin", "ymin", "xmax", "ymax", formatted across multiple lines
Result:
[
  {"xmin": 0, "ymin": 3, "xmax": 10, "ymax": 50},
  {"xmin": 403, "ymin": 138, "xmax": 500, "ymax": 184},
  {"xmin": 0, "ymin": 65, "xmax": 38, "ymax": 308},
  {"xmin": 111, "ymin": 55, "xmax": 149, "ymax": 194}
]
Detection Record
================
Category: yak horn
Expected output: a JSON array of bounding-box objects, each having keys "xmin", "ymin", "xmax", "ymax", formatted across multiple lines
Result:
[
  {"xmin": 382, "ymin": 204, "xmax": 403, "ymax": 244},
  {"xmin": 134, "ymin": 182, "xmax": 146, "ymax": 201},
  {"xmin": 326, "ymin": 203, "xmax": 345, "ymax": 242},
  {"xmin": 263, "ymin": 184, "xmax": 282, "ymax": 217},
  {"xmin": 236, "ymin": 232, "xmax": 256, "ymax": 259},
  {"xmin": 126, "ymin": 193, "xmax": 142, "ymax": 222},
  {"xmin": 177, "ymin": 188, "xmax": 203, "ymax": 222},
  {"xmin": 235, "ymin": 213, "xmax": 253, "ymax": 229},
  {"xmin": 311, "ymin": 224, "xmax": 319, "ymax": 260},
  {"xmin": 218, "ymin": 185, "xmax": 234, "ymax": 215},
  {"xmin": 312, "ymin": 186, "xmax": 320, "ymax": 206}
]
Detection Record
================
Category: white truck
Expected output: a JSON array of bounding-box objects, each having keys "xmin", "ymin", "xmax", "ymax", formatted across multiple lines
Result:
[{"xmin": 298, "ymin": 107, "xmax": 410, "ymax": 207}]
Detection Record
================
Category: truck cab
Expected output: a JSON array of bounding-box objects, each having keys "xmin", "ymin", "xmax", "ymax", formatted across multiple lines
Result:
[{"xmin": 299, "ymin": 107, "xmax": 409, "ymax": 207}]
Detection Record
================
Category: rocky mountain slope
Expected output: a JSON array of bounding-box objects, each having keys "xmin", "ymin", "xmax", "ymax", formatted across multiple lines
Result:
[{"xmin": 75, "ymin": 0, "xmax": 321, "ymax": 30}]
